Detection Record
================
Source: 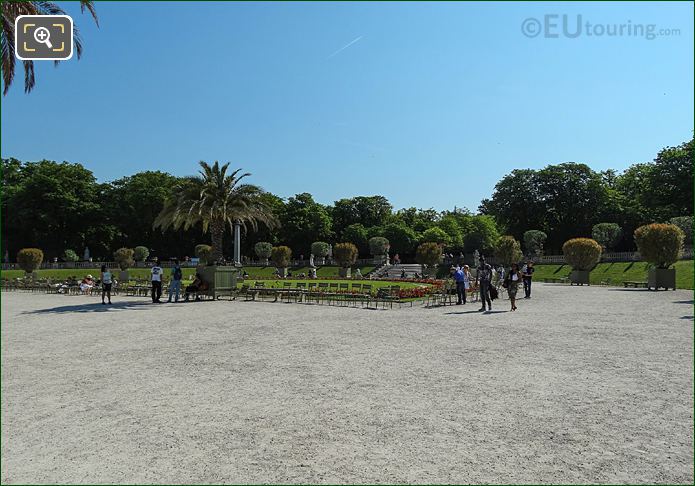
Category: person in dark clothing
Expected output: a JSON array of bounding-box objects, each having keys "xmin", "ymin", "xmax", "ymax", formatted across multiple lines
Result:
[
  {"xmin": 523, "ymin": 260, "xmax": 535, "ymax": 298},
  {"xmin": 476, "ymin": 256, "xmax": 493, "ymax": 312}
]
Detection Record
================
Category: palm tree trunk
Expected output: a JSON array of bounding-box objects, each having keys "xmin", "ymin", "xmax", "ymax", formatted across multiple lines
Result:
[{"xmin": 210, "ymin": 220, "xmax": 225, "ymax": 263}]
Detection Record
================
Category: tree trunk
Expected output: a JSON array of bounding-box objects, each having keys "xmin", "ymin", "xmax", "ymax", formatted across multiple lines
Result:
[{"xmin": 210, "ymin": 220, "xmax": 225, "ymax": 263}]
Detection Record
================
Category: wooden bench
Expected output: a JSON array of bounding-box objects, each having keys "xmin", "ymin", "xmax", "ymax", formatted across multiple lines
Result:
[{"xmin": 623, "ymin": 281, "xmax": 648, "ymax": 288}]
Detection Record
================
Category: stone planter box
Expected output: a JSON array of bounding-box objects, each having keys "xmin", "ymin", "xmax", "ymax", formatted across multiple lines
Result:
[
  {"xmin": 570, "ymin": 270, "xmax": 590, "ymax": 285},
  {"xmin": 119, "ymin": 270, "xmax": 130, "ymax": 282},
  {"xmin": 278, "ymin": 267, "xmax": 288, "ymax": 278},
  {"xmin": 648, "ymin": 268, "xmax": 676, "ymax": 290},
  {"xmin": 338, "ymin": 267, "xmax": 351, "ymax": 278}
]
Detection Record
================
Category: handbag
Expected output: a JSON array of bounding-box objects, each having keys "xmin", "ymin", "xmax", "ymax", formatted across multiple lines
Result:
[{"xmin": 489, "ymin": 286, "xmax": 499, "ymax": 300}]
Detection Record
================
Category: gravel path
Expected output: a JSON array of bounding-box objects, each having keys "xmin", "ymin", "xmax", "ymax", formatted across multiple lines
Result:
[{"xmin": 2, "ymin": 284, "xmax": 693, "ymax": 484}]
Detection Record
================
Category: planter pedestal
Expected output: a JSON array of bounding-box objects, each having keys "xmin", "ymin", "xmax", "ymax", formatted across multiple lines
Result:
[
  {"xmin": 119, "ymin": 270, "xmax": 129, "ymax": 282},
  {"xmin": 197, "ymin": 265, "xmax": 240, "ymax": 299},
  {"xmin": 570, "ymin": 270, "xmax": 590, "ymax": 286},
  {"xmin": 648, "ymin": 268, "xmax": 676, "ymax": 291},
  {"xmin": 338, "ymin": 267, "xmax": 351, "ymax": 278}
]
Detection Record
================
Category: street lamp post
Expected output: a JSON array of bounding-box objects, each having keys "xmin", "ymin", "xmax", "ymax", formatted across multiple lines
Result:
[{"xmin": 233, "ymin": 222, "xmax": 241, "ymax": 266}]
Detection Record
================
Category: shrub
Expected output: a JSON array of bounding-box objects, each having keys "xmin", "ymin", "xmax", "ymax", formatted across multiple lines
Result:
[
  {"xmin": 420, "ymin": 227, "xmax": 452, "ymax": 247},
  {"xmin": 310, "ymin": 241, "xmax": 330, "ymax": 257},
  {"xmin": 133, "ymin": 246, "xmax": 150, "ymax": 262},
  {"xmin": 113, "ymin": 247, "xmax": 135, "ymax": 271},
  {"xmin": 17, "ymin": 248, "xmax": 43, "ymax": 274},
  {"xmin": 254, "ymin": 241, "xmax": 273, "ymax": 260},
  {"xmin": 523, "ymin": 230, "xmax": 547, "ymax": 257},
  {"xmin": 416, "ymin": 242, "xmax": 442, "ymax": 267},
  {"xmin": 634, "ymin": 223, "xmax": 684, "ymax": 269},
  {"xmin": 368, "ymin": 237, "xmax": 390, "ymax": 256},
  {"xmin": 195, "ymin": 244, "xmax": 213, "ymax": 264},
  {"xmin": 495, "ymin": 235, "xmax": 523, "ymax": 266},
  {"xmin": 562, "ymin": 238, "xmax": 602, "ymax": 271},
  {"xmin": 271, "ymin": 246, "xmax": 292, "ymax": 268},
  {"xmin": 62, "ymin": 249, "xmax": 79, "ymax": 262},
  {"xmin": 669, "ymin": 216, "xmax": 693, "ymax": 246},
  {"xmin": 591, "ymin": 223, "xmax": 622, "ymax": 251},
  {"xmin": 333, "ymin": 243, "xmax": 358, "ymax": 268}
]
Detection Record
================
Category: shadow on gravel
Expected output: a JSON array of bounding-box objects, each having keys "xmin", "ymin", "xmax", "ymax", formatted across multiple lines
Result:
[
  {"xmin": 680, "ymin": 315, "xmax": 694, "ymax": 320},
  {"xmin": 674, "ymin": 300, "xmax": 694, "ymax": 305},
  {"xmin": 23, "ymin": 300, "xmax": 153, "ymax": 315},
  {"xmin": 445, "ymin": 309, "xmax": 510, "ymax": 315}
]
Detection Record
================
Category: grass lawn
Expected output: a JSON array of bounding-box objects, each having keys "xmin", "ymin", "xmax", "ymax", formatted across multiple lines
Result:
[{"xmin": 533, "ymin": 260, "xmax": 694, "ymax": 289}]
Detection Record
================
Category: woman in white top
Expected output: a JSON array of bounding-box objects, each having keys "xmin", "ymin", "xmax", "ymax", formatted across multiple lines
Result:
[
  {"xmin": 100, "ymin": 265, "xmax": 112, "ymax": 305},
  {"xmin": 505, "ymin": 262, "xmax": 523, "ymax": 312}
]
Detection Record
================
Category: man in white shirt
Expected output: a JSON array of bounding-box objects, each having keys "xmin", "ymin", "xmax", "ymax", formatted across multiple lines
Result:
[{"xmin": 151, "ymin": 259, "xmax": 163, "ymax": 303}]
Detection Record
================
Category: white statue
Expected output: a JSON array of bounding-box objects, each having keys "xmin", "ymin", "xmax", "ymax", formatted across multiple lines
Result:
[{"xmin": 309, "ymin": 254, "xmax": 315, "ymax": 268}]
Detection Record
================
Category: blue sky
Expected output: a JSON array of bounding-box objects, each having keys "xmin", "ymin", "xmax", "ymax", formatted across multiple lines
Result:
[{"xmin": 2, "ymin": 1, "xmax": 693, "ymax": 211}]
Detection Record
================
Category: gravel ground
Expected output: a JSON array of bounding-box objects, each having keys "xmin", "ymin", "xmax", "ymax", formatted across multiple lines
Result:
[{"xmin": 2, "ymin": 284, "xmax": 693, "ymax": 484}]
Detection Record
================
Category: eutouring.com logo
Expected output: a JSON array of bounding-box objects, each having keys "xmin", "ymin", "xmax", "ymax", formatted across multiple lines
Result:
[{"xmin": 521, "ymin": 14, "xmax": 681, "ymax": 40}]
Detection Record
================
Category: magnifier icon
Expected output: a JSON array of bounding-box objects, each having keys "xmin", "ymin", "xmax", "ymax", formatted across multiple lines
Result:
[{"xmin": 33, "ymin": 27, "xmax": 53, "ymax": 49}]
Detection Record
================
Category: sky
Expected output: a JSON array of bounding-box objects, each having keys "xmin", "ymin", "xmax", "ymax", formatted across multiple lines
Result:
[{"xmin": 2, "ymin": 1, "xmax": 693, "ymax": 212}]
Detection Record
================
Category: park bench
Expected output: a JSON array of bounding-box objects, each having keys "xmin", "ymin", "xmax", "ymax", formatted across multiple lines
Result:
[{"xmin": 623, "ymin": 281, "xmax": 648, "ymax": 288}]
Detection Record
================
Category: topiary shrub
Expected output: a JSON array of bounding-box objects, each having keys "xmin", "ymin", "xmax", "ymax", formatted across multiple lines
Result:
[
  {"xmin": 62, "ymin": 249, "xmax": 79, "ymax": 262},
  {"xmin": 591, "ymin": 223, "xmax": 622, "ymax": 251},
  {"xmin": 113, "ymin": 248, "xmax": 135, "ymax": 271},
  {"xmin": 333, "ymin": 243, "xmax": 358, "ymax": 268},
  {"xmin": 369, "ymin": 237, "xmax": 390, "ymax": 257},
  {"xmin": 495, "ymin": 235, "xmax": 523, "ymax": 266},
  {"xmin": 17, "ymin": 248, "xmax": 43, "ymax": 274},
  {"xmin": 523, "ymin": 230, "xmax": 547, "ymax": 257},
  {"xmin": 416, "ymin": 242, "xmax": 442, "ymax": 267},
  {"xmin": 133, "ymin": 246, "xmax": 150, "ymax": 262},
  {"xmin": 669, "ymin": 216, "xmax": 693, "ymax": 247},
  {"xmin": 634, "ymin": 223, "xmax": 684, "ymax": 269},
  {"xmin": 195, "ymin": 244, "xmax": 213, "ymax": 265},
  {"xmin": 310, "ymin": 241, "xmax": 330, "ymax": 258},
  {"xmin": 271, "ymin": 245, "xmax": 292, "ymax": 268},
  {"xmin": 254, "ymin": 242, "xmax": 273, "ymax": 262},
  {"xmin": 562, "ymin": 238, "xmax": 602, "ymax": 271}
]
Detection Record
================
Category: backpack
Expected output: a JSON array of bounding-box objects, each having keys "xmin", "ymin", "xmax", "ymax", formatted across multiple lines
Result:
[{"xmin": 173, "ymin": 267, "xmax": 183, "ymax": 280}]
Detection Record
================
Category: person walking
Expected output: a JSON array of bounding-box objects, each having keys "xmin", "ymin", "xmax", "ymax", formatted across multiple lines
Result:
[
  {"xmin": 453, "ymin": 266, "xmax": 466, "ymax": 305},
  {"xmin": 505, "ymin": 262, "xmax": 523, "ymax": 311},
  {"xmin": 100, "ymin": 264, "xmax": 112, "ymax": 305},
  {"xmin": 151, "ymin": 259, "xmax": 163, "ymax": 303},
  {"xmin": 476, "ymin": 256, "xmax": 493, "ymax": 312},
  {"xmin": 167, "ymin": 259, "xmax": 183, "ymax": 302},
  {"xmin": 523, "ymin": 260, "xmax": 535, "ymax": 298},
  {"xmin": 462, "ymin": 265, "xmax": 472, "ymax": 302}
]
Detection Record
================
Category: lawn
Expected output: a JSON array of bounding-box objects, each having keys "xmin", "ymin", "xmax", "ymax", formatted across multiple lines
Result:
[{"xmin": 533, "ymin": 260, "xmax": 694, "ymax": 289}]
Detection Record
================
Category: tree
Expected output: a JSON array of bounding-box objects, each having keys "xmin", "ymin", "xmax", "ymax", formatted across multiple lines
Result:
[
  {"xmin": 2, "ymin": 159, "xmax": 110, "ymax": 259},
  {"xmin": 332, "ymin": 196, "xmax": 392, "ymax": 237},
  {"xmin": 523, "ymin": 230, "xmax": 547, "ymax": 257},
  {"xmin": 416, "ymin": 242, "xmax": 442, "ymax": 267},
  {"xmin": 333, "ymin": 243, "xmax": 358, "ymax": 268},
  {"xmin": 154, "ymin": 161, "xmax": 278, "ymax": 262},
  {"xmin": 278, "ymin": 193, "xmax": 332, "ymax": 254},
  {"xmin": 591, "ymin": 223, "xmax": 622, "ymax": 251},
  {"xmin": 669, "ymin": 216, "xmax": 693, "ymax": 246},
  {"xmin": 342, "ymin": 223, "xmax": 369, "ymax": 256},
  {"xmin": 562, "ymin": 238, "xmax": 602, "ymax": 271},
  {"xmin": 133, "ymin": 246, "xmax": 150, "ymax": 262},
  {"xmin": 634, "ymin": 223, "xmax": 684, "ymax": 269},
  {"xmin": 381, "ymin": 223, "xmax": 418, "ymax": 257},
  {"xmin": 63, "ymin": 249, "xmax": 79, "ymax": 262},
  {"xmin": 310, "ymin": 241, "xmax": 330, "ymax": 258},
  {"xmin": 17, "ymin": 248, "xmax": 43, "ymax": 274},
  {"xmin": 195, "ymin": 244, "xmax": 212, "ymax": 264},
  {"xmin": 494, "ymin": 236, "xmax": 522, "ymax": 266},
  {"xmin": 1, "ymin": 1, "xmax": 98, "ymax": 95},
  {"xmin": 271, "ymin": 246, "xmax": 292, "ymax": 269},
  {"xmin": 369, "ymin": 237, "xmax": 389, "ymax": 257},
  {"xmin": 420, "ymin": 227, "xmax": 451, "ymax": 247},
  {"xmin": 254, "ymin": 242, "xmax": 273, "ymax": 263},
  {"xmin": 113, "ymin": 247, "xmax": 134, "ymax": 271}
]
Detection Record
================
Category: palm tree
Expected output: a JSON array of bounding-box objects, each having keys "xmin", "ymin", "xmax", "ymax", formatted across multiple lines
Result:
[
  {"xmin": 1, "ymin": 0, "xmax": 98, "ymax": 95},
  {"xmin": 154, "ymin": 161, "xmax": 279, "ymax": 262}
]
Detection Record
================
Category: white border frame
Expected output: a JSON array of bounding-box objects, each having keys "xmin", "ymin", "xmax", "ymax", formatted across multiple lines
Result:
[{"xmin": 15, "ymin": 14, "xmax": 73, "ymax": 61}]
